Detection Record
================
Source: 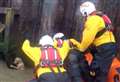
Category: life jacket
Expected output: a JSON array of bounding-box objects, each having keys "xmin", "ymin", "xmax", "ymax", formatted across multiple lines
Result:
[
  {"xmin": 40, "ymin": 45, "xmax": 63, "ymax": 67},
  {"xmin": 95, "ymin": 12, "xmax": 114, "ymax": 38},
  {"xmin": 33, "ymin": 45, "xmax": 63, "ymax": 78}
]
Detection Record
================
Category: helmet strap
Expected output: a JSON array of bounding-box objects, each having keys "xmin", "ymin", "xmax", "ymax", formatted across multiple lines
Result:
[
  {"xmin": 90, "ymin": 11, "xmax": 97, "ymax": 16},
  {"xmin": 83, "ymin": 12, "xmax": 87, "ymax": 21},
  {"xmin": 84, "ymin": 12, "xmax": 87, "ymax": 16}
]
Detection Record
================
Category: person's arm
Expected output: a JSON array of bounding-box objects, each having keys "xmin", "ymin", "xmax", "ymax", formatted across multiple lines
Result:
[
  {"xmin": 22, "ymin": 39, "xmax": 40, "ymax": 65},
  {"xmin": 70, "ymin": 16, "xmax": 101, "ymax": 52}
]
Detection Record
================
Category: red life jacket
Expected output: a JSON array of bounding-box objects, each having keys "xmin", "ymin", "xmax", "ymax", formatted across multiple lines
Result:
[
  {"xmin": 95, "ymin": 13, "xmax": 114, "ymax": 38},
  {"xmin": 40, "ymin": 46, "xmax": 63, "ymax": 67},
  {"xmin": 101, "ymin": 14, "xmax": 113, "ymax": 31}
]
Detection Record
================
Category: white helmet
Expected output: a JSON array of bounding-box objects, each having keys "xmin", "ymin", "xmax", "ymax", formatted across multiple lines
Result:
[
  {"xmin": 80, "ymin": 1, "xmax": 96, "ymax": 16},
  {"xmin": 39, "ymin": 35, "xmax": 54, "ymax": 46},
  {"xmin": 53, "ymin": 32, "xmax": 64, "ymax": 40}
]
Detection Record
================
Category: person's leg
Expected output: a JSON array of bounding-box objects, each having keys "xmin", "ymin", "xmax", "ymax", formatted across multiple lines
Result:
[
  {"xmin": 37, "ymin": 72, "xmax": 71, "ymax": 82},
  {"xmin": 56, "ymin": 72, "xmax": 71, "ymax": 82},
  {"xmin": 81, "ymin": 60, "xmax": 93, "ymax": 82},
  {"xmin": 64, "ymin": 49, "xmax": 86, "ymax": 82},
  {"xmin": 92, "ymin": 43, "xmax": 116, "ymax": 82},
  {"xmin": 37, "ymin": 73, "xmax": 55, "ymax": 82}
]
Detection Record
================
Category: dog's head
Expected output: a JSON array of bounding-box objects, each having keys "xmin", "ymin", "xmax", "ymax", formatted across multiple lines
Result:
[{"xmin": 14, "ymin": 57, "xmax": 25, "ymax": 70}]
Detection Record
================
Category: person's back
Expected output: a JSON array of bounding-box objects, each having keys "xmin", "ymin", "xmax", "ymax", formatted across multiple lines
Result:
[{"xmin": 22, "ymin": 34, "xmax": 71, "ymax": 82}]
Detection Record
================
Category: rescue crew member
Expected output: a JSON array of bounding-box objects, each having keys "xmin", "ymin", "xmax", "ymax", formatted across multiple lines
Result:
[
  {"xmin": 22, "ymin": 35, "xmax": 71, "ymax": 82},
  {"xmin": 53, "ymin": 32, "xmax": 84, "ymax": 82},
  {"xmin": 68, "ymin": 1, "xmax": 116, "ymax": 82},
  {"xmin": 53, "ymin": 32, "xmax": 71, "ymax": 69},
  {"xmin": 53, "ymin": 32, "xmax": 68, "ymax": 48}
]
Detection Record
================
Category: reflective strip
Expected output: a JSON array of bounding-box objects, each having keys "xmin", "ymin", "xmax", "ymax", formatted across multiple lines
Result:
[
  {"xmin": 45, "ymin": 50, "xmax": 48, "ymax": 60},
  {"xmin": 54, "ymin": 50, "xmax": 57, "ymax": 60}
]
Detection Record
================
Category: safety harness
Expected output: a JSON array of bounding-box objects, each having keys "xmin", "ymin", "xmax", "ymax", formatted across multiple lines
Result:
[
  {"xmin": 34, "ymin": 45, "xmax": 63, "ymax": 78},
  {"xmin": 95, "ymin": 12, "xmax": 114, "ymax": 38},
  {"xmin": 40, "ymin": 45, "xmax": 63, "ymax": 67}
]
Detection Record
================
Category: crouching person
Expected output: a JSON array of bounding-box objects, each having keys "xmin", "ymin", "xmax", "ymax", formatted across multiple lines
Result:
[{"xmin": 22, "ymin": 35, "xmax": 71, "ymax": 82}]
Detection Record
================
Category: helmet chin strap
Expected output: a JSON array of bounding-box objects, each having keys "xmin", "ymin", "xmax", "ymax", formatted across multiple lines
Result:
[
  {"xmin": 83, "ymin": 12, "xmax": 88, "ymax": 21},
  {"xmin": 84, "ymin": 12, "xmax": 87, "ymax": 16}
]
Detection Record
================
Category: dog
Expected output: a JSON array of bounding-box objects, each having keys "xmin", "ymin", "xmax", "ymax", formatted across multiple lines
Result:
[{"xmin": 9, "ymin": 57, "xmax": 25, "ymax": 70}]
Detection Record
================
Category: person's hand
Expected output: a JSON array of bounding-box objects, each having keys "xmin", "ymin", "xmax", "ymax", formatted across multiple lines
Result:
[
  {"xmin": 69, "ymin": 40, "xmax": 74, "ymax": 48},
  {"xmin": 69, "ymin": 39, "xmax": 78, "ymax": 49}
]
